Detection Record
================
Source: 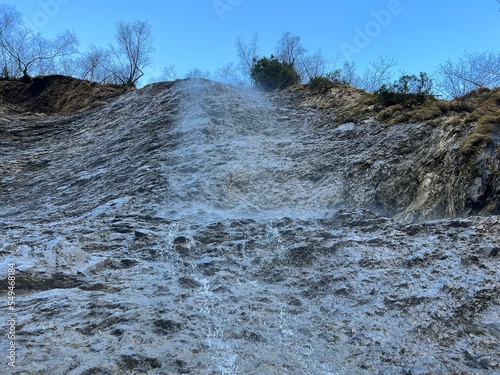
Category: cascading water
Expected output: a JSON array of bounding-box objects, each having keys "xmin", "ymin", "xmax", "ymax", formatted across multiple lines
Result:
[
  {"xmin": 162, "ymin": 78, "xmax": 343, "ymax": 223},
  {"xmin": 1, "ymin": 78, "xmax": 498, "ymax": 375},
  {"xmin": 150, "ymin": 80, "xmax": 348, "ymax": 373}
]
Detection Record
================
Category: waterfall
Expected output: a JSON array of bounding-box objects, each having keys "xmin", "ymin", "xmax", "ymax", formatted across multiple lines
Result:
[{"xmin": 1, "ymin": 78, "xmax": 498, "ymax": 375}]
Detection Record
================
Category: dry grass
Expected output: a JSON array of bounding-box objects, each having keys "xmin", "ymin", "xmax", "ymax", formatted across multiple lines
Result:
[
  {"xmin": 293, "ymin": 83, "xmax": 376, "ymax": 123},
  {"xmin": 452, "ymin": 89, "xmax": 500, "ymax": 156},
  {"xmin": 460, "ymin": 112, "xmax": 500, "ymax": 155},
  {"xmin": 408, "ymin": 103, "xmax": 443, "ymax": 122},
  {"xmin": 0, "ymin": 75, "xmax": 131, "ymax": 114},
  {"xmin": 369, "ymin": 87, "xmax": 500, "ymax": 156},
  {"xmin": 376, "ymin": 104, "xmax": 404, "ymax": 121},
  {"xmin": 287, "ymin": 84, "xmax": 500, "ymax": 159},
  {"xmin": 375, "ymin": 100, "xmax": 445, "ymax": 124}
]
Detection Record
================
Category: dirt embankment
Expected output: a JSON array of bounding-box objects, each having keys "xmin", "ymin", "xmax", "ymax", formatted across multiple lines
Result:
[{"xmin": 0, "ymin": 75, "xmax": 131, "ymax": 114}]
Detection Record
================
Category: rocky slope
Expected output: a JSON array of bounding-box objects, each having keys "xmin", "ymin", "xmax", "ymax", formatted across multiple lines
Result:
[
  {"xmin": 274, "ymin": 84, "xmax": 500, "ymax": 221},
  {"xmin": 0, "ymin": 78, "xmax": 499, "ymax": 374}
]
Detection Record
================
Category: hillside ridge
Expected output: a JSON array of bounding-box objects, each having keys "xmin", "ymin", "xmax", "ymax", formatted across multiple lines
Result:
[
  {"xmin": 1, "ymin": 76, "xmax": 499, "ymax": 220},
  {"xmin": 0, "ymin": 75, "xmax": 131, "ymax": 114}
]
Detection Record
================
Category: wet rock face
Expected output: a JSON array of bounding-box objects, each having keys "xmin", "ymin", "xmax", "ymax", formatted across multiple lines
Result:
[
  {"xmin": 1, "ymin": 79, "xmax": 498, "ymax": 223},
  {"xmin": 273, "ymin": 87, "xmax": 500, "ymax": 221},
  {"xmin": 0, "ymin": 79, "xmax": 499, "ymax": 374},
  {"xmin": 1, "ymin": 211, "xmax": 499, "ymax": 374}
]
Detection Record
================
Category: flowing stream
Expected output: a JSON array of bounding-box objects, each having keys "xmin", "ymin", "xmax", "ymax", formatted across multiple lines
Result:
[
  {"xmin": 162, "ymin": 79, "xmax": 342, "ymax": 223},
  {"xmin": 0, "ymin": 79, "xmax": 498, "ymax": 374}
]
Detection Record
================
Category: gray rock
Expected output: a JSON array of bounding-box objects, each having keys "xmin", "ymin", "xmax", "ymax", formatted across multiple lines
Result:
[{"xmin": 0, "ymin": 79, "xmax": 499, "ymax": 374}]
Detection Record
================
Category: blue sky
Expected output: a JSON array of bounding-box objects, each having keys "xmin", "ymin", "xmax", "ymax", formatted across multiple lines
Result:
[{"xmin": 3, "ymin": 0, "xmax": 500, "ymax": 85}]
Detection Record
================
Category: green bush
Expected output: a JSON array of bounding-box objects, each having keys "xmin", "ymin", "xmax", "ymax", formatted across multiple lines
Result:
[
  {"xmin": 308, "ymin": 76, "xmax": 334, "ymax": 91},
  {"xmin": 251, "ymin": 55, "xmax": 301, "ymax": 91},
  {"xmin": 376, "ymin": 72, "xmax": 433, "ymax": 106}
]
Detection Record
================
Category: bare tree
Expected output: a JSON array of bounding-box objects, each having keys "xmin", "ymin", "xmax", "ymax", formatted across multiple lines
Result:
[
  {"xmin": 58, "ymin": 56, "xmax": 78, "ymax": 77},
  {"xmin": 436, "ymin": 50, "xmax": 500, "ymax": 98},
  {"xmin": 0, "ymin": 5, "xmax": 19, "ymax": 35},
  {"xmin": 298, "ymin": 49, "xmax": 330, "ymax": 81},
  {"xmin": 235, "ymin": 32, "xmax": 259, "ymax": 83},
  {"xmin": 330, "ymin": 56, "xmax": 397, "ymax": 92},
  {"xmin": 216, "ymin": 33, "xmax": 259, "ymax": 86},
  {"xmin": 76, "ymin": 44, "xmax": 113, "ymax": 83},
  {"xmin": 1, "ymin": 5, "xmax": 78, "ymax": 79},
  {"xmin": 0, "ymin": 4, "xmax": 21, "ymax": 78},
  {"xmin": 275, "ymin": 31, "xmax": 306, "ymax": 66},
  {"xmin": 111, "ymin": 19, "xmax": 155, "ymax": 87},
  {"xmin": 162, "ymin": 64, "xmax": 178, "ymax": 80},
  {"xmin": 6, "ymin": 30, "xmax": 78, "ymax": 80},
  {"xmin": 358, "ymin": 55, "xmax": 398, "ymax": 92},
  {"xmin": 0, "ymin": 5, "xmax": 78, "ymax": 80},
  {"xmin": 436, "ymin": 58, "xmax": 477, "ymax": 99},
  {"xmin": 216, "ymin": 61, "xmax": 248, "ymax": 86},
  {"xmin": 274, "ymin": 32, "xmax": 335, "ymax": 83},
  {"xmin": 34, "ymin": 31, "xmax": 78, "ymax": 75},
  {"xmin": 334, "ymin": 59, "xmax": 357, "ymax": 86},
  {"xmin": 275, "ymin": 31, "xmax": 307, "ymax": 80},
  {"xmin": 147, "ymin": 65, "xmax": 178, "ymax": 84},
  {"xmin": 185, "ymin": 67, "xmax": 210, "ymax": 79}
]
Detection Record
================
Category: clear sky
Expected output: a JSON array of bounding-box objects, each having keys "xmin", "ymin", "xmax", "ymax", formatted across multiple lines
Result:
[{"xmin": 2, "ymin": 0, "xmax": 500, "ymax": 85}]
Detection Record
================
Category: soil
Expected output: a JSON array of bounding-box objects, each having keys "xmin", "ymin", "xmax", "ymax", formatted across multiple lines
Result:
[{"xmin": 0, "ymin": 75, "xmax": 130, "ymax": 114}]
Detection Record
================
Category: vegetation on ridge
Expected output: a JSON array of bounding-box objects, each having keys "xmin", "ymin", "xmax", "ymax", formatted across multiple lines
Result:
[
  {"xmin": 251, "ymin": 56, "xmax": 301, "ymax": 91},
  {"xmin": 0, "ymin": 2, "xmax": 499, "ymax": 157},
  {"xmin": 0, "ymin": 4, "xmax": 153, "ymax": 87}
]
